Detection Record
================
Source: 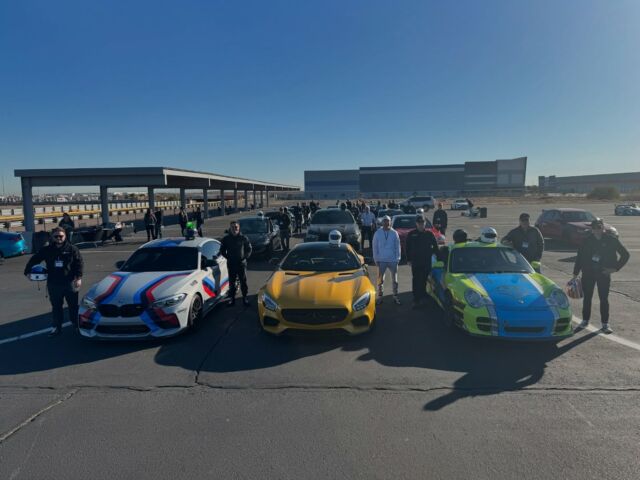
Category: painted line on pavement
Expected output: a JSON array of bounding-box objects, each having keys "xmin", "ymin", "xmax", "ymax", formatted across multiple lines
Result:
[
  {"xmin": 572, "ymin": 316, "xmax": 640, "ymax": 352},
  {"xmin": 0, "ymin": 322, "xmax": 72, "ymax": 346}
]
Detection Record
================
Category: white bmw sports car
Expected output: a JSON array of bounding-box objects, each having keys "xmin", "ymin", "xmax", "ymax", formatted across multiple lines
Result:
[{"xmin": 79, "ymin": 237, "xmax": 229, "ymax": 339}]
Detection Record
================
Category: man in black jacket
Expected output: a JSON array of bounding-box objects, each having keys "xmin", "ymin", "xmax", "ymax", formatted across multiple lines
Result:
[
  {"xmin": 432, "ymin": 203, "xmax": 448, "ymax": 235},
  {"xmin": 220, "ymin": 221, "xmax": 253, "ymax": 307},
  {"xmin": 573, "ymin": 218, "xmax": 630, "ymax": 334},
  {"xmin": 24, "ymin": 227, "xmax": 84, "ymax": 336},
  {"xmin": 279, "ymin": 207, "xmax": 292, "ymax": 251},
  {"xmin": 501, "ymin": 213, "xmax": 545, "ymax": 263},
  {"xmin": 406, "ymin": 216, "xmax": 440, "ymax": 308}
]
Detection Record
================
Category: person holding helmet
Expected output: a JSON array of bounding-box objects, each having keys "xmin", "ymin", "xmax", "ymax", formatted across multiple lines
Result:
[
  {"xmin": 406, "ymin": 216, "xmax": 439, "ymax": 308},
  {"xmin": 501, "ymin": 213, "xmax": 544, "ymax": 263},
  {"xmin": 573, "ymin": 218, "xmax": 629, "ymax": 334},
  {"xmin": 432, "ymin": 203, "xmax": 448, "ymax": 235},
  {"xmin": 220, "ymin": 220, "xmax": 253, "ymax": 307},
  {"xmin": 478, "ymin": 227, "xmax": 498, "ymax": 243},
  {"xmin": 24, "ymin": 227, "xmax": 84, "ymax": 336},
  {"xmin": 373, "ymin": 215, "xmax": 401, "ymax": 305}
]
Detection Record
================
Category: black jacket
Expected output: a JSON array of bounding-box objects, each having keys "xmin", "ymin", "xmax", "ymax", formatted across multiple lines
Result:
[
  {"xmin": 502, "ymin": 226, "xmax": 545, "ymax": 262},
  {"xmin": 220, "ymin": 233, "xmax": 252, "ymax": 266},
  {"xmin": 24, "ymin": 240, "xmax": 84, "ymax": 284},
  {"xmin": 279, "ymin": 213, "xmax": 291, "ymax": 231},
  {"xmin": 405, "ymin": 229, "xmax": 439, "ymax": 269},
  {"xmin": 432, "ymin": 209, "xmax": 448, "ymax": 228},
  {"xmin": 573, "ymin": 233, "xmax": 630, "ymax": 276}
]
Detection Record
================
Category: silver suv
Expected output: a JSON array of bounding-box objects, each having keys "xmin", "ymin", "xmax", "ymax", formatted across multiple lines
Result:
[
  {"xmin": 402, "ymin": 195, "xmax": 436, "ymax": 210},
  {"xmin": 305, "ymin": 209, "xmax": 361, "ymax": 251}
]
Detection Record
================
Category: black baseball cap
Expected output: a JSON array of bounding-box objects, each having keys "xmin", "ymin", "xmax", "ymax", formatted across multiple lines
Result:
[{"xmin": 519, "ymin": 213, "xmax": 530, "ymax": 221}]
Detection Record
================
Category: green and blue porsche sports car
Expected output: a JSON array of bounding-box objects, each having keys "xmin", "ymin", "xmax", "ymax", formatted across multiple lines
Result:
[{"xmin": 428, "ymin": 241, "xmax": 573, "ymax": 340}]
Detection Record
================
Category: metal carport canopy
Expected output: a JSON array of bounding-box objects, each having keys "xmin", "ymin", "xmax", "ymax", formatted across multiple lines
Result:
[{"xmin": 14, "ymin": 167, "xmax": 299, "ymax": 191}]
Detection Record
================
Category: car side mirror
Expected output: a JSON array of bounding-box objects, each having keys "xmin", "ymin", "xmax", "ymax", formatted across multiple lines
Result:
[
  {"xmin": 530, "ymin": 261, "xmax": 541, "ymax": 273},
  {"xmin": 433, "ymin": 260, "xmax": 444, "ymax": 269},
  {"xmin": 115, "ymin": 260, "xmax": 125, "ymax": 270}
]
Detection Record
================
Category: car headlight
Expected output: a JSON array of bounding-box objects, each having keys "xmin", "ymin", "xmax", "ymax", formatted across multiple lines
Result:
[
  {"xmin": 151, "ymin": 293, "xmax": 187, "ymax": 308},
  {"xmin": 353, "ymin": 292, "xmax": 371, "ymax": 311},
  {"xmin": 464, "ymin": 289, "xmax": 487, "ymax": 309},
  {"xmin": 81, "ymin": 296, "xmax": 96, "ymax": 309},
  {"xmin": 261, "ymin": 292, "xmax": 279, "ymax": 311},
  {"xmin": 548, "ymin": 288, "xmax": 569, "ymax": 309}
]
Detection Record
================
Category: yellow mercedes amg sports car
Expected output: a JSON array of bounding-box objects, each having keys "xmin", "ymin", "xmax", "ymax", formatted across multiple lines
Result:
[{"xmin": 258, "ymin": 241, "xmax": 376, "ymax": 335}]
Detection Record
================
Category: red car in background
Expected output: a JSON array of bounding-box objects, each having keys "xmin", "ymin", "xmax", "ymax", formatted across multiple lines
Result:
[
  {"xmin": 392, "ymin": 214, "xmax": 446, "ymax": 259},
  {"xmin": 535, "ymin": 208, "xmax": 618, "ymax": 247}
]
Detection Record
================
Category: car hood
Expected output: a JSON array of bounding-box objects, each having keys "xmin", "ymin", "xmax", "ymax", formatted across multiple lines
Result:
[
  {"xmin": 462, "ymin": 273, "xmax": 551, "ymax": 309},
  {"xmin": 267, "ymin": 270, "xmax": 369, "ymax": 307},
  {"xmin": 87, "ymin": 271, "xmax": 196, "ymax": 305},
  {"xmin": 567, "ymin": 221, "xmax": 613, "ymax": 231}
]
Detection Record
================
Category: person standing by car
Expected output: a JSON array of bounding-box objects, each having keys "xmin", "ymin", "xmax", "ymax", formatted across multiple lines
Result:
[
  {"xmin": 178, "ymin": 207, "xmax": 188, "ymax": 235},
  {"xmin": 406, "ymin": 216, "xmax": 439, "ymax": 308},
  {"xmin": 58, "ymin": 213, "xmax": 75, "ymax": 242},
  {"xmin": 24, "ymin": 227, "xmax": 84, "ymax": 336},
  {"xmin": 573, "ymin": 218, "xmax": 629, "ymax": 334},
  {"xmin": 373, "ymin": 215, "xmax": 401, "ymax": 305},
  {"xmin": 194, "ymin": 206, "xmax": 204, "ymax": 237},
  {"xmin": 432, "ymin": 203, "xmax": 448, "ymax": 235},
  {"xmin": 501, "ymin": 213, "xmax": 545, "ymax": 263},
  {"xmin": 280, "ymin": 207, "xmax": 292, "ymax": 251},
  {"xmin": 220, "ymin": 220, "xmax": 252, "ymax": 307},
  {"xmin": 154, "ymin": 209, "xmax": 163, "ymax": 239},
  {"xmin": 143, "ymin": 209, "xmax": 157, "ymax": 241},
  {"xmin": 360, "ymin": 205, "xmax": 376, "ymax": 251}
]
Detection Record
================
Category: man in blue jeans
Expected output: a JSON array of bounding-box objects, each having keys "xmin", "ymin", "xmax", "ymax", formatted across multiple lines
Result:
[{"xmin": 373, "ymin": 215, "xmax": 401, "ymax": 305}]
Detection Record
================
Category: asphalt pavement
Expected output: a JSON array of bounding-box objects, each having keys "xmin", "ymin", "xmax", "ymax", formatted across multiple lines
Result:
[{"xmin": 1, "ymin": 202, "xmax": 639, "ymax": 479}]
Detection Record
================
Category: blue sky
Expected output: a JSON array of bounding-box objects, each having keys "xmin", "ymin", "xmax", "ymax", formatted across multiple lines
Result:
[{"xmin": 1, "ymin": 0, "xmax": 639, "ymax": 194}]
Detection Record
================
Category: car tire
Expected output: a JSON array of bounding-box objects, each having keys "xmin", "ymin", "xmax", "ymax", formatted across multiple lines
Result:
[{"xmin": 187, "ymin": 294, "xmax": 203, "ymax": 331}]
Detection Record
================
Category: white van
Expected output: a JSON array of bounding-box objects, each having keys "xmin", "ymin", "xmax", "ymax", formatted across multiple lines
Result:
[{"xmin": 401, "ymin": 196, "xmax": 436, "ymax": 210}]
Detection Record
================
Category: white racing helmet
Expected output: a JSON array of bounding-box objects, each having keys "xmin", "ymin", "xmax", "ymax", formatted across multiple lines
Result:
[
  {"xmin": 480, "ymin": 226, "xmax": 498, "ymax": 243},
  {"xmin": 257, "ymin": 211, "xmax": 264, "ymax": 217},
  {"xmin": 29, "ymin": 265, "xmax": 48, "ymax": 282},
  {"xmin": 328, "ymin": 229, "xmax": 342, "ymax": 245},
  {"xmin": 416, "ymin": 208, "xmax": 425, "ymax": 214}
]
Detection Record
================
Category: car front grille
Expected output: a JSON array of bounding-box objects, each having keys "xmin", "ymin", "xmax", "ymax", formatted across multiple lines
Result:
[
  {"xmin": 97, "ymin": 304, "xmax": 145, "ymax": 318},
  {"xmin": 95, "ymin": 324, "xmax": 150, "ymax": 335},
  {"xmin": 554, "ymin": 317, "xmax": 571, "ymax": 334},
  {"xmin": 504, "ymin": 326, "xmax": 545, "ymax": 334},
  {"xmin": 282, "ymin": 308, "xmax": 348, "ymax": 325}
]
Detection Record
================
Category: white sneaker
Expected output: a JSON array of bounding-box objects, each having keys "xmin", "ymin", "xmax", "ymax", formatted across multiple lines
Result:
[
  {"xmin": 577, "ymin": 320, "xmax": 589, "ymax": 329},
  {"xmin": 601, "ymin": 323, "xmax": 613, "ymax": 334},
  {"xmin": 393, "ymin": 295, "xmax": 401, "ymax": 305}
]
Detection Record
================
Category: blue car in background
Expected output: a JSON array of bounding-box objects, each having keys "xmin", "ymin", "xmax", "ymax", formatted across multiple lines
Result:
[{"xmin": 0, "ymin": 232, "xmax": 28, "ymax": 259}]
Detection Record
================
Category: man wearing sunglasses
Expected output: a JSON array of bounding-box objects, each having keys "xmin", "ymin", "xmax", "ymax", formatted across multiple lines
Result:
[
  {"xmin": 220, "ymin": 221, "xmax": 252, "ymax": 307},
  {"xmin": 24, "ymin": 227, "xmax": 84, "ymax": 336},
  {"xmin": 501, "ymin": 213, "xmax": 545, "ymax": 263},
  {"xmin": 573, "ymin": 218, "xmax": 630, "ymax": 334}
]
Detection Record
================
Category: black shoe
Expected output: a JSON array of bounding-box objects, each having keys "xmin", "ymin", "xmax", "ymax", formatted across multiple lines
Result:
[
  {"xmin": 243, "ymin": 297, "xmax": 250, "ymax": 307},
  {"xmin": 48, "ymin": 327, "xmax": 62, "ymax": 337}
]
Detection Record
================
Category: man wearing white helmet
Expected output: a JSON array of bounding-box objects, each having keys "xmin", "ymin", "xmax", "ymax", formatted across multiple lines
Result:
[
  {"xmin": 478, "ymin": 227, "xmax": 498, "ymax": 243},
  {"xmin": 372, "ymin": 215, "xmax": 402, "ymax": 305}
]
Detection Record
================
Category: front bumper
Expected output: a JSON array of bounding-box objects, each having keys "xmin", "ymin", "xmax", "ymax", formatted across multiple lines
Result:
[
  {"xmin": 258, "ymin": 297, "xmax": 376, "ymax": 335},
  {"xmin": 78, "ymin": 305, "xmax": 189, "ymax": 339}
]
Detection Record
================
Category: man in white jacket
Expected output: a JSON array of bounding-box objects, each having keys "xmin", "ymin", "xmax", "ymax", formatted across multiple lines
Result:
[{"xmin": 373, "ymin": 215, "xmax": 401, "ymax": 305}]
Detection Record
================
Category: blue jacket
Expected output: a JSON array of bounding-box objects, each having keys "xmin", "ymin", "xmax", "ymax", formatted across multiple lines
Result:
[{"xmin": 373, "ymin": 227, "xmax": 401, "ymax": 263}]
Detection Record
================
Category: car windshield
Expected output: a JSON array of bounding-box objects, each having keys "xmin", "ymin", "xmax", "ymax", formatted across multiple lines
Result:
[
  {"xmin": 561, "ymin": 211, "xmax": 596, "ymax": 222},
  {"xmin": 121, "ymin": 247, "xmax": 198, "ymax": 272},
  {"xmin": 392, "ymin": 216, "xmax": 434, "ymax": 229},
  {"xmin": 311, "ymin": 210, "xmax": 355, "ymax": 225},
  {"xmin": 239, "ymin": 218, "xmax": 268, "ymax": 234},
  {"xmin": 450, "ymin": 247, "xmax": 533, "ymax": 274},
  {"xmin": 280, "ymin": 247, "xmax": 361, "ymax": 272}
]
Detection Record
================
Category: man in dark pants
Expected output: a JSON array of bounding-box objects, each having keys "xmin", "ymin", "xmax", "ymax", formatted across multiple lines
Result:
[
  {"xmin": 154, "ymin": 209, "xmax": 163, "ymax": 239},
  {"xmin": 406, "ymin": 216, "xmax": 439, "ymax": 308},
  {"xmin": 501, "ymin": 213, "xmax": 545, "ymax": 264},
  {"xmin": 194, "ymin": 206, "xmax": 204, "ymax": 237},
  {"xmin": 573, "ymin": 218, "xmax": 629, "ymax": 334},
  {"xmin": 432, "ymin": 203, "xmax": 448, "ymax": 235},
  {"xmin": 24, "ymin": 227, "xmax": 84, "ymax": 336},
  {"xmin": 280, "ymin": 207, "xmax": 292, "ymax": 251},
  {"xmin": 178, "ymin": 207, "xmax": 188, "ymax": 236},
  {"xmin": 220, "ymin": 221, "xmax": 253, "ymax": 307}
]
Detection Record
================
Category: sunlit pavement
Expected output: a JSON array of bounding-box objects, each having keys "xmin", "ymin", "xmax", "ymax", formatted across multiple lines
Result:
[{"xmin": 1, "ymin": 202, "xmax": 639, "ymax": 479}]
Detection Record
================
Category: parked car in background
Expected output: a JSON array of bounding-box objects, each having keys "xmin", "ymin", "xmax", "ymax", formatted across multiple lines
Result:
[
  {"xmin": 535, "ymin": 208, "xmax": 618, "ymax": 246},
  {"xmin": 305, "ymin": 208, "xmax": 361, "ymax": 251},
  {"xmin": 614, "ymin": 203, "xmax": 640, "ymax": 216},
  {"xmin": 376, "ymin": 209, "xmax": 403, "ymax": 226},
  {"xmin": 391, "ymin": 214, "xmax": 446, "ymax": 260},
  {"xmin": 0, "ymin": 231, "xmax": 28, "ymax": 259},
  {"xmin": 401, "ymin": 195, "xmax": 436, "ymax": 210},
  {"xmin": 451, "ymin": 199, "xmax": 470, "ymax": 210},
  {"xmin": 238, "ymin": 216, "xmax": 282, "ymax": 257}
]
